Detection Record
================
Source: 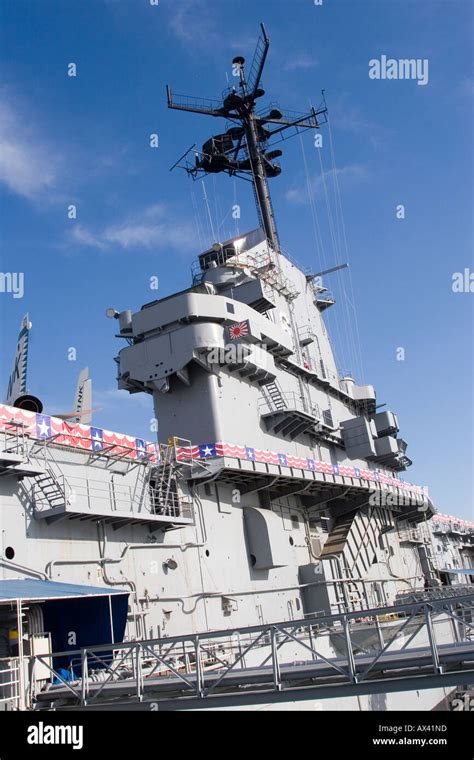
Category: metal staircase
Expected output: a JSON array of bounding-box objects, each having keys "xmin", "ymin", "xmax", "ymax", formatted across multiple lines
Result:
[
  {"xmin": 260, "ymin": 384, "xmax": 332, "ymax": 441},
  {"xmin": 30, "ymin": 439, "xmax": 71, "ymax": 512},
  {"xmin": 34, "ymin": 466, "xmax": 68, "ymax": 510},
  {"xmin": 246, "ymin": 247, "xmax": 299, "ymax": 301},
  {"xmin": 346, "ymin": 507, "xmax": 380, "ymax": 577},
  {"xmin": 321, "ymin": 506, "xmax": 389, "ymax": 610},
  {"xmin": 149, "ymin": 444, "xmax": 192, "ymax": 521},
  {"xmin": 263, "ymin": 380, "xmax": 287, "ymax": 411}
]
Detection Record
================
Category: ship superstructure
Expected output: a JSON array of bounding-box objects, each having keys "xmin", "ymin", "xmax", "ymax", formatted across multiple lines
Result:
[
  {"xmin": 116, "ymin": 24, "xmax": 437, "ymax": 618},
  {"xmin": 0, "ymin": 25, "xmax": 472, "ymax": 712}
]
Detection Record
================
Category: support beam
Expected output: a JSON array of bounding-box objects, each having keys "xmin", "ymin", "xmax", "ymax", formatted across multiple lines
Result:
[{"xmin": 302, "ymin": 487, "xmax": 351, "ymax": 508}]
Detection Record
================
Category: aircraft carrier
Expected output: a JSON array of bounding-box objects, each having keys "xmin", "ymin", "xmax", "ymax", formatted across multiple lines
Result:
[{"xmin": 0, "ymin": 24, "xmax": 473, "ymax": 712}]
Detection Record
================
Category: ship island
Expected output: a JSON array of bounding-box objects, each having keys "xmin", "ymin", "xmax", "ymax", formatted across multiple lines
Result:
[{"xmin": 0, "ymin": 23, "xmax": 473, "ymax": 713}]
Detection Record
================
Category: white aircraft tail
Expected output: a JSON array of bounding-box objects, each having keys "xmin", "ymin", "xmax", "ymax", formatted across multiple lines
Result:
[
  {"xmin": 5, "ymin": 314, "xmax": 32, "ymax": 406},
  {"xmin": 73, "ymin": 367, "xmax": 93, "ymax": 425},
  {"xmin": 4, "ymin": 316, "xmax": 94, "ymax": 421}
]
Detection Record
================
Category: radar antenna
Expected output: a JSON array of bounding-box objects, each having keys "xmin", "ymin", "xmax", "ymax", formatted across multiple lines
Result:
[{"xmin": 166, "ymin": 22, "xmax": 327, "ymax": 254}]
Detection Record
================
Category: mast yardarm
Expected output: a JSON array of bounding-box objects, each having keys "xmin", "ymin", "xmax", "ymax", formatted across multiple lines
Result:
[{"xmin": 166, "ymin": 23, "xmax": 327, "ymax": 254}]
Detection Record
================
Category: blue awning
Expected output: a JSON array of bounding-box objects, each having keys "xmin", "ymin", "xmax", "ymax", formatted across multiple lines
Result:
[
  {"xmin": 0, "ymin": 580, "xmax": 130, "ymax": 672},
  {"xmin": 0, "ymin": 579, "xmax": 129, "ymax": 603}
]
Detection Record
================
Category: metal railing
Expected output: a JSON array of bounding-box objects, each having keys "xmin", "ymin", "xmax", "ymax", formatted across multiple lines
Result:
[
  {"xmin": 32, "ymin": 470, "xmax": 193, "ymax": 522},
  {"xmin": 167, "ymin": 90, "xmax": 222, "ymax": 113},
  {"xmin": 33, "ymin": 470, "xmax": 70, "ymax": 510},
  {"xmin": 395, "ymin": 585, "xmax": 474, "ymax": 605},
  {"xmin": 259, "ymin": 391, "xmax": 335, "ymax": 432},
  {"xmin": 398, "ymin": 528, "xmax": 423, "ymax": 544},
  {"xmin": 0, "ymin": 421, "xmax": 28, "ymax": 458},
  {"xmin": 0, "ymin": 658, "xmax": 20, "ymax": 709},
  {"xmin": 149, "ymin": 489, "xmax": 194, "ymax": 520},
  {"xmin": 432, "ymin": 521, "xmax": 474, "ymax": 536},
  {"xmin": 297, "ymin": 325, "xmax": 315, "ymax": 345},
  {"xmin": 31, "ymin": 592, "xmax": 474, "ymax": 709},
  {"xmin": 259, "ymin": 390, "xmax": 318, "ymax": 417},
  {"xmin": 148, "ymin": 444, "xmax": 195, "ymax": 521},
  {"xmin": 293, "ymin": 355, "xmax": 350, "ymax": 395},
  {"xmin": 246, "ymin": 250, "xmax": 299, "ymax": 300},
  {"xmin": 33, "ymin": 473, "xmax": 134, "ymax": 514}
]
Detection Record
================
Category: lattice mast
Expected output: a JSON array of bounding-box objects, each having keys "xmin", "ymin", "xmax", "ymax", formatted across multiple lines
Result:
[{"xmin": 166, "ymin": 23, "xmax": 327, "ymax": 256}]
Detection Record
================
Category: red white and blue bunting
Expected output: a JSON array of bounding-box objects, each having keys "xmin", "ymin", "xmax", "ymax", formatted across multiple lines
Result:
[
  {"xmin": 0, "ymin": 404, "xmax": 450, "ymax": 503},
  {"xmin": 175, "ymin": 441, "xmax": 425, "ymax": 495},
  {"xmin": 432, "ymin": 513, "xmax": 474, "ymax": 529},
  {"xmin": 0, "ymin": 404, "xmax": 158, "ymax": 462}
]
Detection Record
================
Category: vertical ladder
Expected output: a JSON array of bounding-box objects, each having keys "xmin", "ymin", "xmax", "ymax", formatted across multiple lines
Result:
[
  {"xmin": 1, "ymin": 420, "xmax": 27, "ymax": 457},
  {"xmin": 150, "ymin": 446, "xmax": 181, "ymax": 517}
]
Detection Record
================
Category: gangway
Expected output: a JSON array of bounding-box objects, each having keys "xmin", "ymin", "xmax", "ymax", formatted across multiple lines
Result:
[{"xmin": 30, "ymin": 590, "xmax": 474, "ymax": 710}]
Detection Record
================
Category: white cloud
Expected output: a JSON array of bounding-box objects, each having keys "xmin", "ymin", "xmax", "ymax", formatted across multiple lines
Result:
[
  {"xmin": 0, "ymin": 95, "xmax": 59, "ymax": 200},
  {"xmin": 94, "ymin": 387, "xmax": 150, "ymax": 410},
  {"xmin": 284, "ymin": 54, "xmax": 318, "ymax": 72},
  {"xmin": 72, "ymin": 225, "xmax": 107, "ymax": 250},
  {"xmin": 285, "ymin": 164, "xmax": 368, "ymax": 205},
  {"xmin": 71, "ymin": 203, "xmax": 196, "ymax": 252},
  {"xmin": 167, "ymin": 0, "xmax": 219, "ymax": 47},
  {"xmin": 327, "ymin": 95, "xmax": 390, "ymax": 149}
]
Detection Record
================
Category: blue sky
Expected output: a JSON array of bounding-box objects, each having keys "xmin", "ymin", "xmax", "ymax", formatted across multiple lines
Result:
[{"xmin": 0, "ymin": 0, "xmax": 472, "ymax": 518}]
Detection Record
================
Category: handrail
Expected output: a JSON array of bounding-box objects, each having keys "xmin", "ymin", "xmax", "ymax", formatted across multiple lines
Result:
[
  {"xmin": 30, "ymin": 591, "xmax": 474, "ymax": 708},
  {"xmin": 39, "ymin": 591, "xmax": 474, "ymax": 657},
  {"xmin": 0, "ymin": 657, "xmax": 20, "ymax": 709},
  {"xmin": 259, "ymin": 391, "xmax": 335, "ymax": 431}
]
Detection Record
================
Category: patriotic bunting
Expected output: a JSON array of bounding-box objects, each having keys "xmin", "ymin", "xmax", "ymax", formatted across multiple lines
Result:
[
  {"xmin": 0, "ymin": 403, "xmax": 158, "ymax": 463},
  {"xmin": 0, "ymin": 402, "xmax": 439, "ymax": 501},
  {"xmin": 175, "ymin": 439, "xmax": 426, "ymax": 496},
  {"xmin": 432, "ymin": 513, "xmax": 474, "ymax": 529}
]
